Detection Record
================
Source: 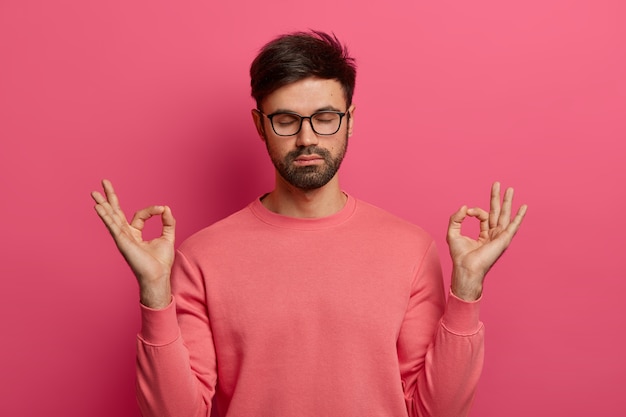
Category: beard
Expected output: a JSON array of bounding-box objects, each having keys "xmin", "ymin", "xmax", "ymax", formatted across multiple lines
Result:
[{"xmin": 266, "ymin": 134, "xmax": 348, "ymax": 191}]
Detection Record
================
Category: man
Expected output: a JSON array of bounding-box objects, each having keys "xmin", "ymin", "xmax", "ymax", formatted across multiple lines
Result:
[{"xmin": 92, "ymin": 31, "xmax": 527, "ymax": 417}]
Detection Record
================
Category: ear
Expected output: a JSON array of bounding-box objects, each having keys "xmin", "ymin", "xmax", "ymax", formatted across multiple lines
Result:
[
  {"xmin": 346, "ymin": 105, "xmax": 356, "ymax": 137},
  {"xmin": 251, "ymin": 109, "xmax": 266, "ymax": 141}
]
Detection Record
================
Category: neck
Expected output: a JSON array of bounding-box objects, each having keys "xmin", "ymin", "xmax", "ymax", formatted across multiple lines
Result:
[{"xmin": 262, "ymin": 175, "xmax": 347, "ymax": 218}]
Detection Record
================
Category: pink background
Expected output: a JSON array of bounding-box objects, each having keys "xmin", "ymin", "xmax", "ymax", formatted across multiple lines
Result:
[{"xmin": 1, "ymin": 0, "xmax": 624, "ymax": 416}]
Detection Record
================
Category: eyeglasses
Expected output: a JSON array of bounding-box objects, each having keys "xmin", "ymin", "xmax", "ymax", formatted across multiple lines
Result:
[{"xmin": 258, "ymin": 110, "xmax": 348, "ymax": 136}]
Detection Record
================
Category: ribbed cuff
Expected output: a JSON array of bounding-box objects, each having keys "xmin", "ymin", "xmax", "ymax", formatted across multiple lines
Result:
[
  {"xmin": 441, "ymin": 289, "xmax": 482, "ymax": 335},
  {"xmin": 139, "ymin": 296, "xmax": 180, "ymax": 345}
]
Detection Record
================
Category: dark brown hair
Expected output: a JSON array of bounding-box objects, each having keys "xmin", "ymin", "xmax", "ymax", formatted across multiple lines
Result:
[{"xmin": 250, "ymin": 30, "xmax": 357, "ymax": 109}]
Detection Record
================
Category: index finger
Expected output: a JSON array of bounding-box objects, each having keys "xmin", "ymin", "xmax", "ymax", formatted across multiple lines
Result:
[{"xmin": 130, "ymin": 206, "xmax": 165, "ymax": 231}]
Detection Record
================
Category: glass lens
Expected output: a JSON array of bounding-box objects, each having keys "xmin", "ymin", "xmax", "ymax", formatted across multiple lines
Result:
[
  {"xmin": 312, "ymin": 112, "xmax": 341, "ymax": 135},
  {"xmin": 272, "ymin": 113, "xmax": 301, "ymax": 135}
]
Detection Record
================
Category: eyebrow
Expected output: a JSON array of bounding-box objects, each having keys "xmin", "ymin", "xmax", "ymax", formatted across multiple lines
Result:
[{"xmin": 271, "ymin": 105, "xmax": 343, "ymax": 114}]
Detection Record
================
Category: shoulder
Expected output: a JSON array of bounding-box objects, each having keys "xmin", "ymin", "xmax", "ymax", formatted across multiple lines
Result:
[
  {"xmin": 351, "ymin": 197, "xmax": 436, "ymax": 254},
  {"xmin": 354, "ymin": 198, "xmax": 431, "ymax": 237},
  {"xmin": 177, "ymin": 202, "xmax": 258, "ymax": 254}
]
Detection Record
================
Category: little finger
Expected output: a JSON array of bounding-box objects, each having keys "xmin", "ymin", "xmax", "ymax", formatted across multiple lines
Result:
[{"xmin": 507, "ymin": 204, "xmax": 528, "ymax": 234}]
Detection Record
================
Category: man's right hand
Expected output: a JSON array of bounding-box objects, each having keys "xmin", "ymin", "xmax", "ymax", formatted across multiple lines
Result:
[{"xmin": 91, "ymin": 179, "xmax": 175, "ymax": 309}]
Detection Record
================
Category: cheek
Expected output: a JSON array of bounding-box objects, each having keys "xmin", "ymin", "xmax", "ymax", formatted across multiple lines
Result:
[{"xmin": 265, "ymin": 138, "xmax": 290, "ymax": 156}]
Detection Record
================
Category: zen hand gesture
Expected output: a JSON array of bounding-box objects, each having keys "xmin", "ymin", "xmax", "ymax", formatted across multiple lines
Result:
[
  {"xmin": 447, "ymin": 182, "xmax": 527, "ymax": 301},
  {"xmin": 91, "ymin": 179, "xmax": 175, "ymax": 309}
]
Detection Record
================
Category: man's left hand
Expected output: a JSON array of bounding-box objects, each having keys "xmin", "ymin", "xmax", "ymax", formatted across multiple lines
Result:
[{"xmin": 446, "ymin": 182, "xmax": 528, "ymax": 301}]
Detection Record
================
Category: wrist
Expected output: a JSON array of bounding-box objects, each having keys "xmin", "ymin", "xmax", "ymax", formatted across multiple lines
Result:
[
  {"xmin": 139, "ymin": 278, "xmax": 171, "ymax": 309},
  {"xmin": 451, "ymin": 266, "xmax": 484, "ymax": 301}
]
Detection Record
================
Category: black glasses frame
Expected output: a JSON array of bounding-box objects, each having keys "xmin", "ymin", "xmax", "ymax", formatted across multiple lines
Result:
[{"xmin": 258, "ymin": 110, "xmax": 348, "ymax": 136}]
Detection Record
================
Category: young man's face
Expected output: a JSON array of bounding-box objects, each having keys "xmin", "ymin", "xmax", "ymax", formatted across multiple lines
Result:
[{"xmin": 253, "ymin": 77, "xmax": 355, "ymax": 191}]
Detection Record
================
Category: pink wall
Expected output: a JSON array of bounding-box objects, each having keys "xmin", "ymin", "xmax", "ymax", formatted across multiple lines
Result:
[{"xmin": 1, "ymin": 1, "xmax": 624, "ymax": 416}]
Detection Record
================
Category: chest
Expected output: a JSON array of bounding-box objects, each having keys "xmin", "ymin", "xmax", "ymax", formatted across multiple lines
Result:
[{"xmin": 203, "ymin": 237, "xmax": 417, "ymax": 352}]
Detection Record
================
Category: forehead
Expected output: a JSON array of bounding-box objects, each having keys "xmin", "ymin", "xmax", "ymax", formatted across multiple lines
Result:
[{"xmin": 261, "ymin": 77, "xmax": 346, "ymax": 113}]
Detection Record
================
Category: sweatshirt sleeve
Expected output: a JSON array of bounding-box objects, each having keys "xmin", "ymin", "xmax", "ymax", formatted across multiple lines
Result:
[
  {"xmin": 399, "ymin": 241, "xmax": 484, "ymax": 417},
  {"xmin": 135, "ymin": 249, "xmax": 217, "ymax": 417}
]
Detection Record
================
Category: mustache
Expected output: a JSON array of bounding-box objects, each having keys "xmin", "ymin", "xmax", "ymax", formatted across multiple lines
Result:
[{"xmin": 287, "ymin": 146, "xmax": 331, "ymax": 160}]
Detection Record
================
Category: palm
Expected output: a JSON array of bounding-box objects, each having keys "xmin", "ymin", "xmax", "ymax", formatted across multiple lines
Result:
[
  {"xmin": 116, "ymin": 221, "xmax": 175, "ymax": 282},
  {"xmin": 448, "ymin": 221, "xmax": 511, "ymax": 276}
]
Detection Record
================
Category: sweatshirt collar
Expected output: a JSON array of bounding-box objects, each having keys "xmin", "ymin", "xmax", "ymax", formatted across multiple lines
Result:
[{"xmin": 249, "ymin": 193, "xmax": 357, "ymax": 230}]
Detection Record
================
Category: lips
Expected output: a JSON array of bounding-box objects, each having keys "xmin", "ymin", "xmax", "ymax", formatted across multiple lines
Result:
[
  {"xmin": 293, "ymin": 155, "xmax": 324, "ymax": 167},
  {"xmin": 295, "ymin": 155, "xmax": 323, "ymax": 161}
]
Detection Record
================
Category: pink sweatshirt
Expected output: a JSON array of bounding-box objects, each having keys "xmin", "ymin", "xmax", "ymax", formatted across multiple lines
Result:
[{"xmin": 136, "ymin": 195, "xmax": 484, "ymax": 417}]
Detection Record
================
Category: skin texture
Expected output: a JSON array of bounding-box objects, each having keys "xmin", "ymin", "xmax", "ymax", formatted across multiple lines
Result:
[{"xmin": 91, "ymin": 77, "xmax": 527, "ymax": 306}]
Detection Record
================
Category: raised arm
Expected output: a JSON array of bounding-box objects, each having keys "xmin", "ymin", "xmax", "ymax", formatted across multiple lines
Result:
[
  {"xmin": 91, "ymin": 179, "xmax": 175, "ymax": 308},
  {"xmin": 403, "ymin": 183, "xmax": 526, "ymax": 417},
  {"xmin": 446, "ymin": 182, "xmax": 527, "ymax": 301},
  {"xmin": 92, "ymin": 182, "xmax": 214, "ymax": 416}
]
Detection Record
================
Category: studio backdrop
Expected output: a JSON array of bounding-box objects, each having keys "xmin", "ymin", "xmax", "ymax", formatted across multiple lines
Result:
[{"xmin": 1, "ymin": 1, "xmax": 624, "ymax": 416}]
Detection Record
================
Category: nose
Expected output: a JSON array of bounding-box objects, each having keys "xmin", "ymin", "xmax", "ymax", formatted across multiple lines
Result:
[{"xmin": 295, "ymin": 117, "xmax": 319, "ymax": 147}]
